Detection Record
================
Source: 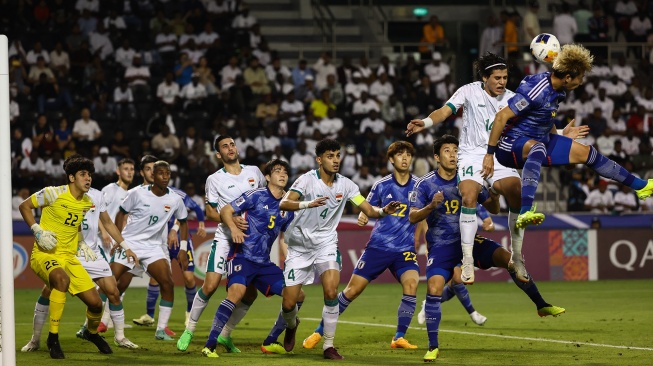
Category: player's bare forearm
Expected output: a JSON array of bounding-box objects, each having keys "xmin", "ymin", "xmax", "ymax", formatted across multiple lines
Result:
[
  {"xmin": 206, "ymin": 204, "xmax": 221, "ymax": 223},
  {"xmin": 220, "ymin": 205, "xmax": 238, "ymax": 233},
  {"xmin": 115, "ymin": 210, "xmax": 126, "ymax": 231},
  {"xmin": 488, "ymin": 107, "xmax": 513, "ymax": 147},
  {"xmin": 414, "ymin": 220, "xmax": 427, "ymax": 251},
  {"xmin": 100, "ymin": 211, "xmax": 126, "ymax": 243},
  {"xmin": 179, "ymin": 220, "xmax": 189, "ymax": 243},
  {"xmin": 409, "ymin": 206, "xmax": 433, "ymax": 224},
  {"xmin": 19, "ymin": 198, "xmax": 37, "ymax": 227}
]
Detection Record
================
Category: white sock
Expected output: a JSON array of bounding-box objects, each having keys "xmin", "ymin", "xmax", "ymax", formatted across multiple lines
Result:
[
  {"xmin": 156, "ymin": 302, "xmax": 173, "ymax": 331},
  {"xmin": 508, "ymin": 210, "xmax": 524, "ymax": 260},
  {"xmin": 322, "ymin": 304, "xmax": 339, "ymax": 350},
  {"xmin": 219, "ymin": 301, "xmax": 250, "ymax": 337},
  {"xmin": 188, "ymin": 290, "xmax": 210, "ymax": 332},
  {"xmin": 460, "ymin": 209, "xmax": 477, "ymax": 260},
  {"xmin": 100, "ymin": 299, "xmax": 111, "ymax": 325},
  {"xmin": 111, "ymin": 308, "xmax": 126, "ymax": 340},
  {"xmin": 32, "ymin": 302, "xmax": 49, "ymax": 342},
  {"xmin": 281, "ymin": 305, "xmax": 298, "ymax": 329}
]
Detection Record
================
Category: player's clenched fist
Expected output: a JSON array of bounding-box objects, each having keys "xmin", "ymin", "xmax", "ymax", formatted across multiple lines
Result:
[
  {"xmin": 428, "ymin": 191, "xmax": 444, "ymax": 209},
  {"xmin": 31, "ymin": 223, "xmax": 57, "ymax": 250}
]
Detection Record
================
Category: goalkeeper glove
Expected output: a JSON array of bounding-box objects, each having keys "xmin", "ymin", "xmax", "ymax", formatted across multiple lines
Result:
[
  {"xmin": 31, "ymin": 223, "xmax": 57, "ymax": 251},
  {"xmin": 78, "ymin": 240, "xmax": 97, "ymax": 262}
]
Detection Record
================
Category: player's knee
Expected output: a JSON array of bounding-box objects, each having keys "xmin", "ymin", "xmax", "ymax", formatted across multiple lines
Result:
[
  {"xmin": 343, "ymin": 286, "xmax": 361, "ymax": 300},
  {"xmin": 282, "ymin": 297, "xmax": 297, "ymax": 310},
  {"xmin": 106, "ymin": 288, "xmax": 121, "ymax": 304},
  {"xmin": 88, "ymin": 299, "xmax": 103, "ymax": 313},
  {"xmin": 402, "ymin": 278, "xmax": 419, "ymax": 295},
  {"xmin": 323, "ymin": 288, "xmax": 338, "ymax": 301},
  {"xmin": 50, "ymin": 272, "xmax": 70, "ymax": 292},
  {"xmin": 460, "ymin": 192, "xmax": 478, "ymax": 208},
  {"xmin": 297, "ymin": 290, "xmax": 306, "ymax": 303},
  {"xmin": 41, "ymin": 285, "xmax": 52, "ymax": 298}
]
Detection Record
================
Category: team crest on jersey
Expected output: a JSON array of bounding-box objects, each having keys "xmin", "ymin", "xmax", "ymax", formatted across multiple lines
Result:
[
  {"xmin": 234, "ymin": 264, "xmax": 242, "ymax": 272},
  {"xmin": 89, "ymin": 204, "xmax": 96, "ymax": 212},
  {"xmin": 164, "ymin": 204, "xmax": 171, "ymax": 212},
  {"xmin": 515, "ymin": 98, "xmax": 529, "ymax": 111},
  {"xmin": 280, "ymin": 210, "xmax": 287, "ymax": 218},
  {"xmin": 234, "ymin": 196, "xmax": 245, "ymax": 206},
  {"xmin": 248, "ymin": 177, "xmax": 256, "ymax": 188},
  {"xmin": 335, "ymin": 193, "xmax": 343, "ymax": 202},
  {"xmin": 408, "ymin": 191, "xmax": 417, "ymax": 202}
]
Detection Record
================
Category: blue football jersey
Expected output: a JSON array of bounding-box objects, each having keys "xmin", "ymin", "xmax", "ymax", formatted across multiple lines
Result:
[
  {"xmin": 167, "ymin": 187, "xmax": 205, "ymax": 240},
  {"xmin": 410, "ymin": 171, "xmax": 490, "ymax": 252},
  {"xmin": 504, "ymin": 72, "xmax": 567, "ymax": 142},
  {"xmin": 366, "ymin": 174, "xmax": 418, "ymax": 252},
  {"xmin": 229, "ymin": 187, "xmax": 294, "ymax": 264}
]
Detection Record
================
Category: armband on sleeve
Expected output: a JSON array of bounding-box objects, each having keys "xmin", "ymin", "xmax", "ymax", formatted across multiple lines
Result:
[{"xmin": 351, "ymin": 194, "xmax": 365, "ymax": 206}]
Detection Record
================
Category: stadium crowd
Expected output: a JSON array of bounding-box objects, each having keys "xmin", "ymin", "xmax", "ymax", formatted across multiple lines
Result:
[{"xmin": 7, "ymin": 0, "xmax": 653, "ymax": 215}]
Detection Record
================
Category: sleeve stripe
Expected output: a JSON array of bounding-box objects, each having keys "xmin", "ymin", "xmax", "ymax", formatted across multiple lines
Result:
[
  {"xmin": 119, "ymin": 206, "xmax": 129, "ymax": 214},
  {"xmin": 290, "ymin": 188, "xmax": 303, "ymax": 196},
  {"xmin": 446, "ymin": 102, "xmax": 456, "ymax": 114},
  {"xmin": 527, "ymin": 77, "xmax": 548, "ymax": 100}
]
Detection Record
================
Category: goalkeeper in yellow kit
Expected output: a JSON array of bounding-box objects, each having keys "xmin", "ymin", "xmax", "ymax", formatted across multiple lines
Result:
[{"xmin": 19, "ymin": 155, "xmax": 137, "ymax": 359}]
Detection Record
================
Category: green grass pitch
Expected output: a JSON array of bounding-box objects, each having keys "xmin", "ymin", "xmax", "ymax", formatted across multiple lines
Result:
[{"xmin": 11, "ymin": 280, "xmax": 653, "ymax": 365}]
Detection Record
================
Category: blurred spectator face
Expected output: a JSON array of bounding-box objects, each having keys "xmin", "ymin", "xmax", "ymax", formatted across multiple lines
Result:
[
  {"xmin": 81, "ymin": 108, "xmax": 90, "ymax": 120},
  {"xmin": 598, "ymin": 88, "xmax": 606, "ymax": 99},
  {"xmin": 250, "ymin": 58, "xmax": 260, "ymax": 68},
  {"xmin": 165, "ymin": 72, "xmax": 174, "ymax": 83},
  {"xmin": 229, "ymin": 56, "xmax": 238, "ymax": 67},
  {"xmin": 37, "ymin": 114, "xmax": 47, "ymax": 127},
  {"xmin": 327, "ymin": 108, "xmax": 336, "ymax": 119},
  {"xmin": 360, "ymin": 57, "xmax": 368, "ymax": 67},
  {"xmin": 593, "ymin": 108, "xmax": 602, "ymax": 118},
  {"xmin": 299, "ymin": 60, "xmax": 307, "ymax": 70},
  {"xmin": 185, "ymin": 182, "xmax": 196, "ymax": 196},
  {"xmin": 369, "ymin": 109, "xmax": 379, "ymax": 119},
  {"xmin": 186, "ymin": 126, "xmax": 196, "ymax": 138},
  {"xmin": 379, "ymin": 73, "xmax": 388, "ymax": 83},
  {"xmin": 327, "ymin": 74, "xmax": 336, "ymax": 85}
]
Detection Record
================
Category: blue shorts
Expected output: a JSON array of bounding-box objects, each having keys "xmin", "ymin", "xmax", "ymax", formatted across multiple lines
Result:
[
  {"xmin": 169, "ymin": 240, "xmax": 196, "ymax": 272},
  {"xmin": 426, "ymin": 236, "xmax": 501, "ymax": 282},
  {"xmin": 353, "ymin": 247, "xmax": 420, "ymax": 283},
  {"xmin": 227, "ymin": 256, "xmax": 284, "ymax": 297},
  {"xmin": 497, "ymin": 133, "xmax": 572, "ymax": 169}
]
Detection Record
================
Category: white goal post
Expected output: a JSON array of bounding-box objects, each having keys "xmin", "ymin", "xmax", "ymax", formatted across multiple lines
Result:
[{"xmin": 0, "ymin": 34, "xmax": 17, "ymax": 366}]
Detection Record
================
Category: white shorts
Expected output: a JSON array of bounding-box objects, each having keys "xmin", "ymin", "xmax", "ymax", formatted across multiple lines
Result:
[
  {"xmin": 283, "ymin": 244, "xmax": 341, "ymax": 287},
  {"xmin": 458, "ymin": 152, "xmax": 520, "ymax": 186},
  {"xmin": 78, "ymin": 248, "xmax": 112, "ymax": 280},
  {"xmin": 112, "ymin": 244, "xmax": 169, "ymax": 273},
  {"xmin": 205, "ymin": 238, "xmax": 230, "ymax": 276}
]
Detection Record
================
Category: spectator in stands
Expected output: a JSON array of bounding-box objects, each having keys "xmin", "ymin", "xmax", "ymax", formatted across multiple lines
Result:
[
  {"xmin": 233, "ymin": 4, "xmax": 257, "ymax": 46},
  {"xmin": 567, "ymin": 169, "xmax": 590, "ymax": 211},
  {"xmin": 629, "ymin": 10, "xmax": 651, "ymax": 58},
  {"xmin": 266, "ymin": 57, "xmax": 291, "ymax": 86},
  {"xmin": 156, "ymin": 25, "xmax": 178, "ymax": 66},
  {"xmin": 279, "ymin": 87, "xmax": 304, "ymax": 146},
  {"xmin": 553, "ymin": 2, "xmax": 577, "ymax": 45},
  {"xmin": 198, "ymin": 22, "xmax": 221, "ymax": 57},
  {"xmin": 244, "ymin": 56, "xmax": 270, "ymax": 95},
  {"xmin": 180, "ymin": 73, "xmax": 208, "ymax": 112},
  {"xmin": 596, "ymin": 128, "xmax": 616, "ymax": 156},
  {"xmin": 419, "ymin": 15, "xmax": 448, "ymax": 57},
  {"xmin": 351, "ymin": 165, "xmax": 377, "ymax": 195},
  {"xmin": 435, "ymin": 74, "xmax": 456, "ymax": 101},
  {"xmin": 53, "ymin": 117, "xmax": 71, "ymax": 150},
  {"xmin": 235, "ymin": 127, "xmax": 256, "ymax": 153},
  {"xmin": 104, "ymin": 9, "xmax": 127, "ymax": 37},
  {"xmin": 336, "ymin": 56, "xmax": 356, "ymax": 86},
  {"xmin": 76, "ymin": 0, "xmax": 99, "ymax": 14},
  {"xmin": 66, "ymin": 24, "xmax": 87, "ymax": 52},
  {"xmin": 376, "ymin": 55, "xmax": 396, "ymax": 80},
  {"xmin": 573, "ymin": 1, "xmax": 592, "ymax": 42},
  {"xmin": 356, "ymin": 56, "xmax": 373, "ymax": 82},
  {"xmin": 50, "ymin": 41, "xmax": 70, "ymax": 80},
  {"xmin": 522, "ymin": 0, "xmax": 541, "ymax": 42},
  {"xmin": 28, "ymin": 56, "xmax": 56, "ymax": 85},
  {"xmin": 179, "ymin": 23, "xmax": 197, "ymax": 49},
  {"xmin": 479, "ymin": 15, "xmax": 502, "ymax": 56},
  {"xmin": 175, "ymin": 52, "xmax": 194, "ymax": 87},
  {"xmin": 151, "ymin": 124, "xmax": 180, "ymax": 162},
  {"xmin": 325, "ymin": 74, "xmax": 344, "ymax": 108},
  {"xmin": 26, "ymin": 41, "xmax": 50, "ymax": 66},
  {"xmin": 290, "ymin": 140, "xmax": 315, "ymax": 179},
  {"xmin": 220, "ymin": 55, "xmax": 242, "ymax": 91},
  {"xmin": 340, "ymin": 144, "xmax": 362, "ymax": 177},
  {"xmin": 614, "ymin": 0, "xmax": 638, "ymax": 41},
  {"xmin": 182, "ymin": 38, "xmax": 204, "ymax": 64},
  {"xmin": 609, "ymin": 139, "xmax": 631, "ymax": 165},
  {"xmin": 11, "ymin": 127, "xmax": 31, "ymax": 169},
  {"xmin": 415, "ymin": 76, "xmax": 437, "ymax": 115},
  {"xmin": 501, "ymin": 10, "xmax": 519, "ymax": 59},
  {"xmin": 588, "ymin": 7, "xmax": 610, "ymax": 57},
  {"xmin": 196, "ymin": 56, "xmax": 219, "ymax": 95},
  {"xmin": 12, "ymin": 188, "xmax": 30, "ymax": 219},
  {"xmin": 295, "ymin": 74, "xmax": 318, "ymax": 106},
  {"xmin": 626, "ymin": 105, "xmax": 647, "ymax": 135},
  {"xmin": 72, "ymin": 107, "xmax": 101, "ymax": 153},
  {"xmin": 70, "ymin": 40, "xmax": 93, "ymax": 81},
  {"xmin": 313, "ymin": 52, "xmax": 336, "ymax": 91},
  {"xmin": 228, "ymin": 75, "xmax": 255, "ymax": 116},
  {"xmin": 344, "ymin": 71, "xmax": 368, "ymax": 105},
  {"xmin": 253, "ymin": 40, "xmax": 271, "ymax": 67},
  {"xmin": 93, "ymin": 146, "xmax": 117, "ymax": 186},
  {"xmin": 9, "ymin": 39, "xmax": 27, "ymax": 63},
  {"xmin": 254, "ymin": 126, "xmax": 281, "ymax": 159},
  {"xmin": 584, "ymin": 107, "xmax": 608, "ymax": 138},
  {"xmin": 115, "ymin": 39, "xmax": 137, "ymax": 69},
  {"xmin": 157, "ymin": 71, "xmax": 180, "ymax": 109},
  {"xmin": 369, "ymin": 72, "xmax": 393, "ymax": 104},
  {"xmin": 381, "ymin": 94, "xmax": 405, "ymax": 129},
  {"xmin": 614, "ymin": 184, "xmax": 639, "ymax": 213},
  {"xmin": 124, "ymin": 54, "xmax": 151, "ymax": 99},
  {"xmin": 424, "ymin": 52, "xmax": 449, "ymax": 89},
  {"xmin": 297, "ymin": 113, "xmax": 317, "ymax": 140},
  {"xmin": 9, "ymin": 56, "xmax": 30, "ymax": 97},
  {"xmin": 150, "ymin": 10, "xmax": 169, "ymax": 36},
  {"xmin": 612, "ymin": 55, "xmax": 635, "ymax": 84},
  {"xmin": 310, "ymin": 89, "xmax": 335, "ymax": 119},
  {"xmin": 608, "ymin": 109, "xmax": 627, "ymax": 134},
  {"xmin": 291, "ymin": 59, "xmax": 312, "ymax": 89},
  {"xmin": 359, "ymin": 109, "xmax": 385, "ymax": 136},
  {"xmin": 592, "ymin": 88, "xmax": 615, "ymax": 121},
  {"xmin": 180, "ymin": 125, "xmax": 205, "ymax": 162},
  {"xmin": 585, "ymin": 180, "xmax": 614, "ymax": 213},
  {"xmin": 9, "ymin": 94, "xmax": 19, "ymax": 125},
  {"xmin": 109, "ymin": 129, "xmax": 130, "ymax": 160},
  {"xmin": 249, "ymin": 23, "xmax": 263, "ymax": 50},
  {"xmin": 19, "ymin": 150, "xmax": 46, "ymax": 190},
  {"xmin": 255, "ymin": 93, "xmax": 279, "ymax": 126},
  {"xmin": 636, "ymin": 88, "xmax": 653, "ymax": 112},
  {"xmin": 88, "ymin": 22, "xmax": 113, "ymax": 60},
  {"xmin": 319, "ymin": 108, "xmax": 343, "ymax": 139},
  {"xmin": 114, "ymin": 79, "xmax": 135, "ymax": 120},
  {"xmin": 33, "ymin": 72, "xmax": 73, "ymax": 114},
  {"xmin": 623, "ymin": 126, "xmax": 642, "ymax": 155},
  {"xmin": 31, "ymin": 114, "xmax": 53, "ymax": 149},
  {"xmin": 352, "ymin": 91, "xmax": 380, "ymax": 120},
  {"xmin": 83, "ymin": 70, "xmax": 109, "ymax": 113},
  {"xmin": 601, "ymin": 76, "xmax": 628, "ymax": 98}
]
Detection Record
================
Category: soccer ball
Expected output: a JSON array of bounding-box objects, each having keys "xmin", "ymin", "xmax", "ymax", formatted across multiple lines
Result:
[{"xmin": 530, "ymin": 33, "xmax": 561, "ymax": 65}]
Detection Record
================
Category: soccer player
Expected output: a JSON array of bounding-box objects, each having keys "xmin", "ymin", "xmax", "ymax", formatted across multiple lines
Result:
[
  {"xmin": 111, "ymin": 160, "xmax": 189, "ymax": 341},
  {"xmin": 133, "ymin": 187, "xmax": 207, "ymax": 329},
  {"xmin": 278, "ymin": 138, "xmax": 401, "ymax": 360},
  {"xmin": 483, "ymin": 44, "xmax": 653, "ymax": 226},
  {"xmin": 199, "ymin": 159, "xmax": 305, "ymax": 357},
  {"xmin": 177, "ymin": 135, "xmax": 266, "ymax": 353},
  {"xmin": 409, "ymin": 135, "xmax": 564, "ymax": 362},
  {"xmin": 405, "ymin": 52, "xmax": 588, "ymax": 284},
  {"xmin": 18, "ymin": 155, "xmax": 137, "ymax": 359},
  {"xmin": 302, "ymin": 141, "xmax": 422, "ymax": 350}
]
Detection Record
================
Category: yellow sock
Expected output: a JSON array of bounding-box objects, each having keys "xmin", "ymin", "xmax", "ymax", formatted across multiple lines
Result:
[
  {"xmin": 86, "ymin": 308, "xmax": 103, "ymax": 334},
  {"xmin": 49, "ymin": 289, "xmax": 67, "ymax": 334}
]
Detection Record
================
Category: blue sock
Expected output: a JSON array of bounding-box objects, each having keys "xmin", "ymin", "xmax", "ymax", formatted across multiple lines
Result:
[
  {"xmin": 205, "ymin": 299, "xmax": 236, "ymax": 349},
  {"xmin": 508, "ymin": 271, "xmax": 549, "ymax": 309},
  {"xmin": 263, "ymin": 301, "xmax": 304, "ymax": 345},
  {"xmin": 452, "ymin": 283, "xmax": 475, "ymax": 314},
  {"xmin": 315, "ymin": 292, "xmax": 351, "ymax": 336},
  {"xmin": 521, "ymin": 143, "xmax": 547, "ymax": 213},
  {"xmin": 425, "ymin": 294, "xmax": 442, "ymax": 350},
  {"xmin": 394, "ymin": 294, "xmax": 416, "ymax": 340},
  {"xmin": 440, "ymin": 285, "xmax": 455, "ymax": 302},
  {"xmin": 185, "ymin": 286, "xmax": 196, "ymax": 312},
  {"xmin": 146, "ymin": 284, "xmax": 159, "ymax": 318},
  {"xmin": 586, "ymin": 146, "xmax": 646, "ymax": 190}
]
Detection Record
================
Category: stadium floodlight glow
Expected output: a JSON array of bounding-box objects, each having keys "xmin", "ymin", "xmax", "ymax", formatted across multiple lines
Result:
[
  {"xmin": 413, "ymin": 7, "xmax": 428, "ymax": 18},
  {"xmin": 0, "ymin": 34, "xmax": 17, "ymax": 366}
]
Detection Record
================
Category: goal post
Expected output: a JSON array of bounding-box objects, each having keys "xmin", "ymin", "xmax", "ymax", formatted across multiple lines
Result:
[{"xmin": 0, "ymin": 34, "xmax": 17, "ymax": 366}]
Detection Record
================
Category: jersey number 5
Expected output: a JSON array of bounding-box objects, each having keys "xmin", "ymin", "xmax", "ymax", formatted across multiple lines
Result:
[{"xmin": 268, "ymin": 215, "xmax": 276, "ymax": 229}]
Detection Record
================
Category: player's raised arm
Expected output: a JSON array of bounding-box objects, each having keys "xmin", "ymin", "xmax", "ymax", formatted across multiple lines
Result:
[
  {"xmin": 482, "ymin": 107, "xmax": 516, "ymax": 178},
  {"xmin": 279, "ymin": 190, "xmax": 328, "ymax": 211},
  {"xmin": 408, "ymin": 191, "xmax": 444, "ymax": 224},
  {"xmin": 405, "ymin": 104, "xmax": 454, "ymax": 137},
  {"xmin": 357, "ymin": 199, "xmax": 401, "ymax": 218}
]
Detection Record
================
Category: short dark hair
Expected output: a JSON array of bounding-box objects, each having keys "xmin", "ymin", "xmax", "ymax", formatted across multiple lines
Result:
[
  {"xmin": 63, "ymin": 153, "xmax": 84, "ymax": 170},
  {"xmin": 433, "ymin": 134, "xmax": 459, "ymax": 156},
  {"xmin": 214, "ymin": 135, "xmax": 233, "ymax": 152},
  {"xmin": 153, "ymin": 160, "xmax": 170, "ymax": 173},
  {"xmin": 386, "ymin": 141, "xmax": 415, "ymax": 159},
  {"xmin": 315, "ymin": 139, "xmax": 341, "ymax": 157},
  {"xmin": 140, "ymin": 155, "xmax": 158, "ymax": 169},
  {"xmin": 475, "ymin": 52, "xmax": 508, "ymax": 79},
  {"xmin": 263, "ymin": 159, "xmax": 290, "ymax": 176},
  {"xmin": 118, "ymin": 158, "xmax": 135, "ymax": 167},
  {"xmin": 64, "ymin": 156, "xmax": 95, "ymax": 180}
]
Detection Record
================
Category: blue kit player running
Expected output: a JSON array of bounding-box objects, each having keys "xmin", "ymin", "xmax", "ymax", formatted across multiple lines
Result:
[
  {"xmin": 410, "ymin": 135, "xmax": 564, "ymax": 362},
  {"xmin": 483, "ymin": 44, "xmax": 653, "ymax": 228},
  {"xmin": 135, "ymin": 185, "xmax": 207, "ymax": 329},
  {"xmin": 303, "ymin": 141, "xmax": 423, "ymax": 350},
  {"xmin": 199, "ymin": 159, "xmax": 306, "ymax": 358}
]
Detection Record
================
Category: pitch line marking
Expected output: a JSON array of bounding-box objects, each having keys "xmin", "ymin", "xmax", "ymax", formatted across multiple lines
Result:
[{"xmin": 304, "ymin": 318, "xmax": 653, "ymax": 352}]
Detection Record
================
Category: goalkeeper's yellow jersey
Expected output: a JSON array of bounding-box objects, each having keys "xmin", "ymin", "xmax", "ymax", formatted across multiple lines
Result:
[{"xmin": 30, "ymin": 185, "xmax": 94, "ymax": 256}]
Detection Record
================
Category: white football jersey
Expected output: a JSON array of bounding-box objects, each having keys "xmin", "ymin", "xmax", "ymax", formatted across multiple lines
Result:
[
  {"xmin": 101, "ymin": 182, "xmax": 129, "ymax": 220},
  {"xmin": 205, "ymin": 165, "xmax": 266, "ymax": 241},
  {"xmin": 285, "ymin": 169, "xmax": 361, "ymax": 252},
  {"xmin": 120, "ymin": 185, "xmax": 188, "ymax": 247},
  {"xmin": 82, "ymin": 188, "xmax": 107, "ymax": 251},
  {"xmin": 446, "ymin": 81, "xmax": 514, "ymax": 153}
]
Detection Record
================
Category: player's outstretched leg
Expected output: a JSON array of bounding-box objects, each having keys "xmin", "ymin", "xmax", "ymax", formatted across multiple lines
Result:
[
  {"xmin": 507, "ymin": 270, "xmax": 565, "ymax": 317},
  {"xmin": 450, "ymin": 282, "xmax": 487, "ymax": 325},
  {"xmin": 22, "ymin": 292, "xmax": 50, "ymax": 352},
  {"xmin": 202, "ymin": 299, "xmax": 239, "ymax": 357},
  {"xmin": 517, "ymin": 143, "xmax": 547, "ymax": 229}
]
